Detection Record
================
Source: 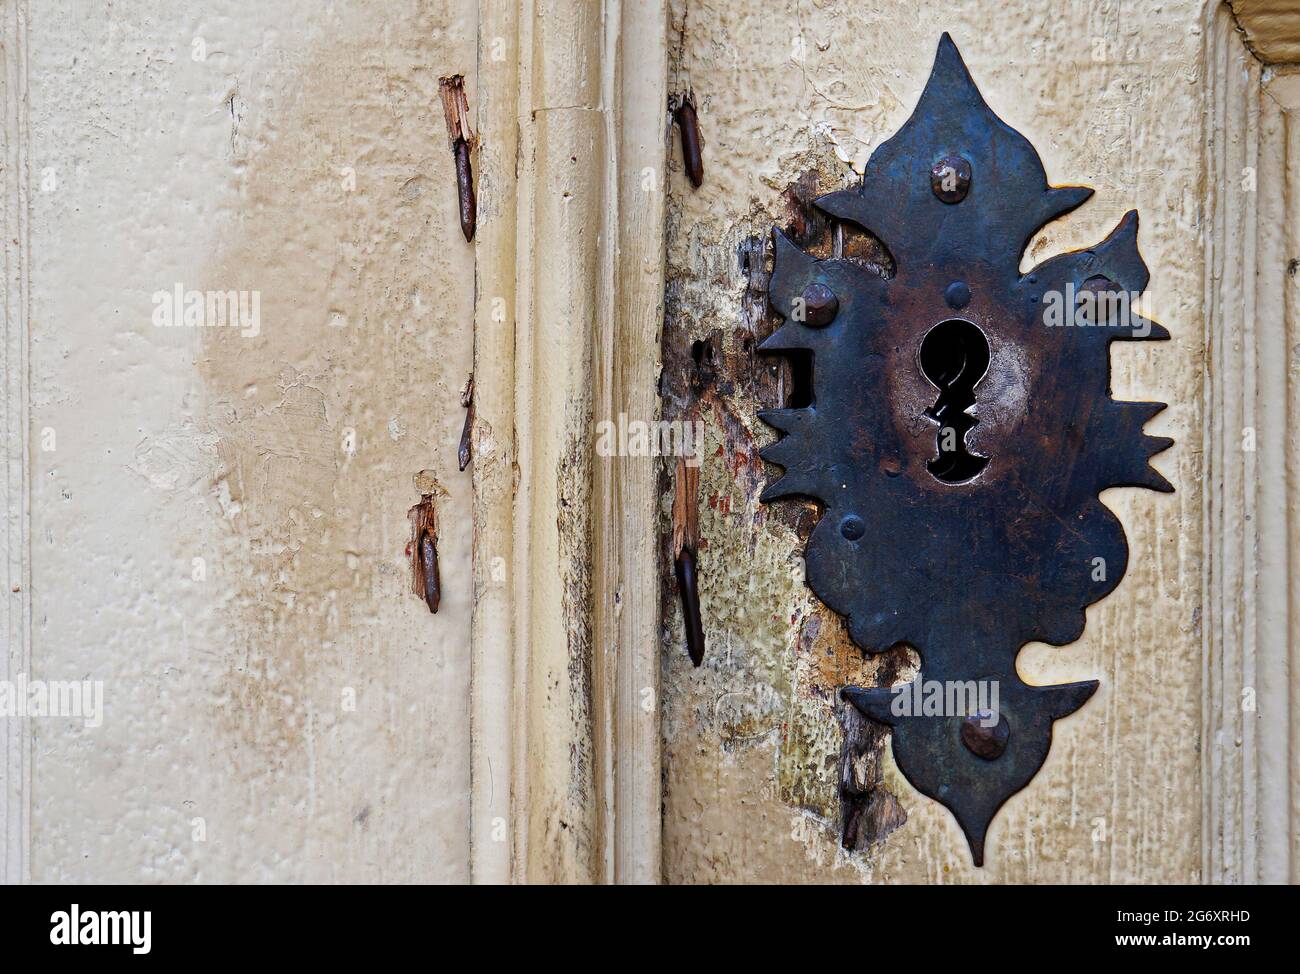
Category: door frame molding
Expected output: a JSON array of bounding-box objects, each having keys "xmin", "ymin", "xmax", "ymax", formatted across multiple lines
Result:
[
  {"xmin": 1, "ymin": 0, "xmax": 33, "ymax": 887},
  {"xmin": 471, "ymin": 0, "xmax": 1300, "ymax": 886},
  {"xmin": 469, "ymin": 0, "xmax": 667, "ymax": 884},
  {"xmin": 1202, "ymin": 0, "xmax": 1298, "ymax": 885}
]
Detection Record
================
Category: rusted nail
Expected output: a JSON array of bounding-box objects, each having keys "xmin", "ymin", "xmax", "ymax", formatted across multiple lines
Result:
[
  {"xmin": 930, "ymin": 155, "xmax": 971, "ymax": 204},
  {"xmin": 439, "ymin": 75, "xmax": 477, "ymax": 242},
  {"xmin": 672, "ymin": 456, "xmax": 704, "ymax": 665},
  {"xmin": 800, "ymin": 282, "xmax": 838, "ymax": 327},
  {"xmin": 458, "ymin": 374, "xmax": 474, "ymax": 472},
  {"xmin": 960, "ymin": 711, "xmax": 1009, "ymax": 761},
  {"xmin": 454, "ymin": 140, "xmax": 476, "ymax": 241},
  {"xmin": 675, "ymin": 548, "xmax": 704, "ymax": 666},
  {"xmin": 408, "ymin": 494, "xmax": 441, "ymax": 613},
  {"xmin": 674, "ymin": 95, "xmax": 703, "ymax": 189},
  {"xmin": 420, "ymin": 532, "xmax": 441, "ymax": 613}
]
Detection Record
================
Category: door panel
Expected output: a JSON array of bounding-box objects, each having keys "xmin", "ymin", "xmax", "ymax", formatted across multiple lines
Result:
[
  {"xmin": 659, "ymin": 0, "xmax": 1203, "ymax": 883},
  {"xmin": 6, "ymin": 0, "xmax": 476, "ymax": 882}
]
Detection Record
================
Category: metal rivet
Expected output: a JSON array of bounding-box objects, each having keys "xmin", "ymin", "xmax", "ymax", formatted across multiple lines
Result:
[
  {"xmin": 1082, "ymin": 274, "xmax": 1117, "ymax": 293},
  {"xmin": 800, "ymin": 282, "xmax": 839, "ymax": 327},
  {"xmin": 944, "ymin": 281, "xmax": 971, "ymax": 309},
  {"xmin": 930, "ymin": 155, "xmax": 971, "ymax": 203},
  {"xmin": 840, "ymin": 514, "xmax": 865, "ymax": 540},
  {"xmin": 960, "ymin": 711, "xmax": 1010, "ymax": 760}
]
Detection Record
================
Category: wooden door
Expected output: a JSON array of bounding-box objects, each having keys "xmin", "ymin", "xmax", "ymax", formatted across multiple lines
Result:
[
  {"xmin": 4, "ymin": 0, "xmax": 1296, "ymax": 886},
  {"xmin": 650, "ymin": 0, "xmax": 1294, "ymax": 884}
]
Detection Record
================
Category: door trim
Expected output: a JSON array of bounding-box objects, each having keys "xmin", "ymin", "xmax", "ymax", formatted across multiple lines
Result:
[
  {"xmin": 469, "ymin": 0, "xmax": 667, "ymax": 884},
  {"xmin": 1202, "ymin": 0, "xmax": 1298, "ymax": 884}
]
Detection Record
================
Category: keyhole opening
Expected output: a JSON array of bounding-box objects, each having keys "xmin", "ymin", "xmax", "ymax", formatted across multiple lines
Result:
[{"xmin": 920, "ymin": 319, "xmax": 990, "ymax": 483}]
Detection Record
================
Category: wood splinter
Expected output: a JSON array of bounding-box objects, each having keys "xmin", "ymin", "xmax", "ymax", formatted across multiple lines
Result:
[
  {"xmin": 407, "ymin": 494, "xmax": 441, "ymax": 613},
  {"xmin": 439, "ymin": 74, "xmax": 477, "ymax": 242},
  {"xmin": 672, "ymin": 456, "xmax": 704, "ymax": 666}
]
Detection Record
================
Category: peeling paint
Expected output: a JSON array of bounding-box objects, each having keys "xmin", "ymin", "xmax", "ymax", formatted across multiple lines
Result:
[{"xmin": 660, "ymin": 0, "xmax": 1203, "ymax": 884}]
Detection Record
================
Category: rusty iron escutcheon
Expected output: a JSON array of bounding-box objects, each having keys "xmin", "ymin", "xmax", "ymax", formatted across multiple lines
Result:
[{"xmin": 758, "ymin": 34, "xmax": 1172, "ymax": 865}]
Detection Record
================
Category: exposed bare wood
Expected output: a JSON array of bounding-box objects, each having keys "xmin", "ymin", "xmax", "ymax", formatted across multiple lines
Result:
[
  {"xmin": 672, "ymin": 458, "xmax": 699, "ymax": 558},
  {"xmin": 439, "ymin": 74, "xmax": 476, "ymax": 148},
  {"xmin": 407, "ymin": 494, "xmax": 442, "ymax": 613}
]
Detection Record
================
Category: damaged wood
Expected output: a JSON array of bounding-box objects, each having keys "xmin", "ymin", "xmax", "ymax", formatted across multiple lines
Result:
[
  {"xmin": 838, "ymin": 652, "xmax": 908, "ymax": 851},
  {"xmin": 660, "ymin": 146, "xmax": 908, "ymax": 867},
  {"xmin": 408, "ymin": 494, "xmax": 441, "ymax": 613},
  {"xmin": 439, "ymin": 74, "xmax": 477, "ymax": 242}
]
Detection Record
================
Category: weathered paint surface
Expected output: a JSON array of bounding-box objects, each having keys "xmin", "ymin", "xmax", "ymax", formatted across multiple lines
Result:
[
  {"xmin": 14, "ymin": 0, "xmax": 475, "ymax": 881},
  {"xmin": 661, "ymin": 0, "xmax": 1204, "ymax": 882}
]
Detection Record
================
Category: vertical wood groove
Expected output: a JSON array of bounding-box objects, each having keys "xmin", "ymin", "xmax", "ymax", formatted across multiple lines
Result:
[
  {"xmin": 471, "ymin": 0, "xmax": 520, "ymax": 885},
  {"xmin": 476, "ymin": 0, "xmax": 667, "ymax": 883},
  {"xmin": 1203, "ymin": 0, "xmax": 1298, "ymax": 883},
  {"xmin": 1, "ymin": 0, "xmax": 33, "ymax": 887}
]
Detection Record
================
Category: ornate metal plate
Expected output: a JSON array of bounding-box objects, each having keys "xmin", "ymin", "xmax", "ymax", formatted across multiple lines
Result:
[{"xmin": 759, "ymin": 34, "xmax": 1172, "ymax": 865}]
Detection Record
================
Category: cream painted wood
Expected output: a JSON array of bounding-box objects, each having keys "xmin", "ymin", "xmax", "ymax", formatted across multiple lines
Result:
[
  {"xmin": 470, "ymin": 0, "xmax": 520, "ymax": 887},
  {"xmin": 1202, "ymin": 3, "xmax": 1261, "ymax": 885},
  {"xmin": 3, "ymin": 0, "xmax": 1297, "ymax": 887},
  {"xmin": 3, "ymin": 0, "xmax": 478, "ymax": 883},
  {"xmin": 469, "ymin": 0, "xmax": 667, "ymax": 885},
  {"xmin": 614, "ymin": 0, "xmax": 669, "ymax": 886},
  {"xmin": 652, "ymin": 0, "xmax": 1275, "ymax": 884},
  {"xmin": 1200, "ymin": 1, "xmax": 1299, "ymax": 885},
  {"xmin": 2, "ymin": 0, "xmax": 34, "ymax": 887}
]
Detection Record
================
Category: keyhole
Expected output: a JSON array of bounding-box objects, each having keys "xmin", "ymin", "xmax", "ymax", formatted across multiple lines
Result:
[{"xmin": 920, "ymin": 319, "xmax": 990, "ymax": 483}]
